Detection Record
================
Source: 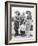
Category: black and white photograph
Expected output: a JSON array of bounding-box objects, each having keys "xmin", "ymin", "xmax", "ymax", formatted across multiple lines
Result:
[{"xmin": 5, "ymin": 1, "xmax": 37, "ymax": 44}]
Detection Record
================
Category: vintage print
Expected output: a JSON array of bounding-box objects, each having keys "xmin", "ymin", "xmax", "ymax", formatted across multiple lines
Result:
[{"xmin": 5, "ymin": 1, "xmax": 37, "ymax": 44}]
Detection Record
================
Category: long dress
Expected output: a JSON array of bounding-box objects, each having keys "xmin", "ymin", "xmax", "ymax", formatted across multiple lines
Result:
[{"xmin": 14, "ymin": 16, "xmax": 19, "ymax": 35}]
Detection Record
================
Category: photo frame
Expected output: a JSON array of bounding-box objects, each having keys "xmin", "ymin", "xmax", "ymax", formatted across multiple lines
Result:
[{"xmin": 5, "ymin": 1, "xmax": 37, "ymax": 45}]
